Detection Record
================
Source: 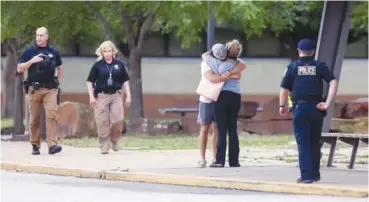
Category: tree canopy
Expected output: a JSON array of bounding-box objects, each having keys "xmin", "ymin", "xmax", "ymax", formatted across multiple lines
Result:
[{"xmin": 1, "ymin": 1, "xmax": 367, "ymax": 120}]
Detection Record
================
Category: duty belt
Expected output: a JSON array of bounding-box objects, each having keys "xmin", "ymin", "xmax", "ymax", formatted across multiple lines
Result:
[
  {"xmin": 99, "ymin": 90, "xmax": 120, "ymax": 95},
  {"xmin": 31, "ymin": 81, "xmax": 55, "ymax": 89},
  {"xmin": 295, "ymin": 99, "xmax": 320, "ymax": 105}
]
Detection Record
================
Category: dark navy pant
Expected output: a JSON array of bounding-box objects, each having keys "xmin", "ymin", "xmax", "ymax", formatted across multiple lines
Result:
[
  {"xmin": 213, "ymin": 90, "xmax": 241, "ymax": 165},
  {"xmin": 293, "ymin": 102, "xmax": 323, "ymax": 180}
]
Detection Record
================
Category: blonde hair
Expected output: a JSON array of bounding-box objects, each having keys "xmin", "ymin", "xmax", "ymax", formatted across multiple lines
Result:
[
  {"xmin": 226, "ymin": 39, "xmax": 243, "ymax": 59},
  {"xmin": 95, "ymin": 40, "xmax": 119, "ymax": 60}
]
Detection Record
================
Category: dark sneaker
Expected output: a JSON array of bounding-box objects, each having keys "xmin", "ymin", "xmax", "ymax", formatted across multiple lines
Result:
[
  {"xmin": 48, "ymin": 145, "xmax": 62, "ymax": 155},
  {"xmin": 32, "ymin": 145, "xmax": 40, "ymax": 155},
  {"xmin": 296, "ymin": 178, "xmax": 314, "ymax": 184},
  {"xmin": 230, "ymin": 163, "xmax": 241, "ymax": 167},
  {"xmin": 112, "ymin": 143, "xmax": 120, "ymax": 152}
]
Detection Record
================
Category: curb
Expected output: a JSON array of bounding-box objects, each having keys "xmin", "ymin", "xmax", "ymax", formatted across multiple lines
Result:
[{"xmin": 1, "ymin": 162, "xmax": 367, "ymax": 198}]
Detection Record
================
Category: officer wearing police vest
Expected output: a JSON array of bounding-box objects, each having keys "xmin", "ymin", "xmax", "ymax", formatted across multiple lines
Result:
[
  {"xmin": 279, "ymin": 38, "xmax": 338, "ymax": 183},
  {"xmin": 17, "ymin": 27, "xmax": 63, "ymax": 155}
]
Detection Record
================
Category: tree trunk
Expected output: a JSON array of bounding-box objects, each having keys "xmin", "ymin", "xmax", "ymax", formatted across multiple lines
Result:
[
  {"xmin": 128, "ymin": 48, "xmax": 144, "ymax": 120},
  {"xmin": 2, "ymin": 42, "xmax": 17, "ymax": 118},
  {"xmin": 13, "ymin": 73, "xmax": 25, "ymax": 134}
]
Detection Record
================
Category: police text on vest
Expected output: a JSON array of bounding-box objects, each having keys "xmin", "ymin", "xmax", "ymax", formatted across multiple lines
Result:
[{"xmin": 298, "ymin": 66, "xmax": 316, "ymax": 75}]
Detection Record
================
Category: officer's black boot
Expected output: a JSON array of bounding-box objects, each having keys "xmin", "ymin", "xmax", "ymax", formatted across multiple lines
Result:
[
  {"xmin": 296, "ymin": 178, "xmax": 314, "ymax": 184},
  {"xmin": 32, "ymin": 145, "xmax": 40, "ymax": 155},
  {"xmin": 48, "ymin": 145, "xmax": 62, "ymax": 155}
]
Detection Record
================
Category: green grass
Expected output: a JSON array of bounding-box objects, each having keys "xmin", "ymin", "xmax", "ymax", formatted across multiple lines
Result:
[
  {"xmin": 61, "ymin": 134, "xmax": 294, "ymax": 150},
  {"xmin": 358, "ymin": 154, "xmax": 369, "ymax": 158},
  {"xmin": 1, "ymin": 118, "xmax": 27, "ymax": 129},
  {"xmin": 1, "ymin": 118, "xmax": 14, "ymax": 129},
  {"xmin": 2, "ymin": 117, "xmax": 294, "ymax": 150}
]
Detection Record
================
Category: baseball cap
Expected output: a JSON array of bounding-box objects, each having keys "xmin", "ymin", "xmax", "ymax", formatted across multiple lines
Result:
[
  {"xmin": 211, "ymin": 43, "xmax": 227, "ymax": 59},
  {"xmin": 298, "ymin": 39, "xmax": 314, "ymax": 51}
]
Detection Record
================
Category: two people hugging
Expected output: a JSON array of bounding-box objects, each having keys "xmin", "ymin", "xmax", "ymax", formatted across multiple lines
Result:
[{"xmin": 197, "ymin": 39, "xmax": 247, "ymax": 168}]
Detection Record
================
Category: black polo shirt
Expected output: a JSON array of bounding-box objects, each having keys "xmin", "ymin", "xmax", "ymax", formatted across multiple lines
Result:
[
  {"xmin": 19, "ymin": 44, "xmax": 62, "ymax": 82},
  {"xmin": 87, "ymin": 58, "xmax": 130, "ymax": 91}
]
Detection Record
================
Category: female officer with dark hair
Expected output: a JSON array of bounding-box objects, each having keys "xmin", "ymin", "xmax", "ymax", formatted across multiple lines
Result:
[{"xmin": 86, "ymin": 40, "xmax": 131, "ymax": 154}]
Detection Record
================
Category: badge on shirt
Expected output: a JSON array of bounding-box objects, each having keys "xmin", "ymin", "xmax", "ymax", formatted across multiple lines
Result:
[
  {"xmin": 114, "ymin": 64, "xmax": 119, "ymax": 69},
  {"xmin": 298, "ymin": 66, "xmax": 316, "ymax": 75},
  {"xmin": 48, "ymin": 53, "xmax": 53, "ymax": 58}
]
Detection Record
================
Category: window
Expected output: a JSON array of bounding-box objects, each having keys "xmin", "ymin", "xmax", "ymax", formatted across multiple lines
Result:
[
  {"xmin": 142, "ymin": 32, "xmax": 165, "ymax": 57},
  {"xmin": 1, "ymin": 43, "xmax": 6, "ymax": 56},
  {"xmin": 214, "ymin": 28, "xmax": 243, "ymax": 45},
  {"xmin": 245, "ymin": 34, "xmax": 281, "ymax": 57},
  {"xmin": 79, "ymin": 42, "xmax": 100, "ymax": 57},
  {"xmin": 345, "ymin": 38, "xmax": 368, "ymax": 58},
  {"xmin": 168, "ymin": 33, "xmax": 205, "ymax": 57},
  {"xmin": 54, "ymin": 42, "xmax": 77, "ymax": 56}
]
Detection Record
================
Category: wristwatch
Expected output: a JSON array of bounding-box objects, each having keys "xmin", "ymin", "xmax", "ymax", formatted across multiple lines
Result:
[{"xmin": 226, "ymin": 70, "xmax": 231, "ymax": 75}]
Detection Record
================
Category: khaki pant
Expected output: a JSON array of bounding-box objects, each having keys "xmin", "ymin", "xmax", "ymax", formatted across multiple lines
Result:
[
  {"xmin": 94, "ymin": 92, "xmax": 124, "ymax": 150},
  {"xmin": 28, "ymin": 87, "xmax": 59, "ymax": 148}
]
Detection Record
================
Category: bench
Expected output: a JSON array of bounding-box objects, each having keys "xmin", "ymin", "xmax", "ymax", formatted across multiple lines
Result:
[
  {"xmin": 321, "ymin": 133, "xmax": 368, "ymax": 169},
  {"xmin": 158, "ymin": 107, "xmax": 264, "ymax": 118},
  {"xmin": 158, "ymin": 108, "xmax": 199, "ymax": 117}
]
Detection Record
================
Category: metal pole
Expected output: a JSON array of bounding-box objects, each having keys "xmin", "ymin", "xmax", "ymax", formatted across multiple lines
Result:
[
  {"xmin": 315, "ymin": 1, "xmax": 354, "ymax": 133},
  {"xmin": 207, "ymin": 1, "xmax": 215, "ymax": 50}
]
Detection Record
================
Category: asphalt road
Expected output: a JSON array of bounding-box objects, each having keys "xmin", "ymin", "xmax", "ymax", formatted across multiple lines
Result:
[{"xmin": 1, "ymin": 171, "xmax": 366, "ymax": 202}]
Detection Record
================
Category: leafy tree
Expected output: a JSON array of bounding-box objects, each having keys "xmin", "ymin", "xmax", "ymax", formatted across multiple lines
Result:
[
  {"xmin": 84, "ymin": 1, "xmax": 309, "ymax": 120},
  {"xmin": 0, "ymin": 1, "xmax": 100, "ymax": 132},
  {"xmin": 351, "ymin": 1, "xmax": 368, "ymax": 40},
  {"xmin": 273, "ymin": 1, "xmax": 367, "ymax": 60},
  {"xmin": 217, "ymin": 1, "xmax": 368, "ymax": 60},
  {"xmin": 2, "ymin": 1, "xmax": 367, "ymax": 123}
]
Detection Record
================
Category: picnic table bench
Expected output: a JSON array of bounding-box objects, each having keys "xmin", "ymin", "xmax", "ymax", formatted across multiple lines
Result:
[
  {"xmin": 158, "ymin": 107, "xmax": 264, "ymax": 118},
  {"xmin": 321, "ymin": 133, "xmax": 368, "ymax": 169},
  {"xmin": 158, "ymin": 108, "xmax": 198, "ymax": 117}
]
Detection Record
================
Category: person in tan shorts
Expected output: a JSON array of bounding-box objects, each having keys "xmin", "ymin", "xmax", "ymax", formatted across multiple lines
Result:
[
  {"xmin": 86, "ymin": 41, "xmax": 131, "ymax": 154},
  {"xmin": 16, "ymin": 27, "xmax": 63, "ymax": 155}
]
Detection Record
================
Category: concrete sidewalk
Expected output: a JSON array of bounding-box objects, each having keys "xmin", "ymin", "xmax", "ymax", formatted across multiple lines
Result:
[{"xmin": 1, "ymin": 141, "xmax": 368, "ymax": 198}]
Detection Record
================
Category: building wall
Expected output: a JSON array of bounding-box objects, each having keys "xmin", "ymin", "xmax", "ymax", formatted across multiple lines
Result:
[
  {"xmin": 28, "ymin": 57, "xmax": 369, "ymax": 95},
  {"xmin": 1, "ymin": 57, "xmax": 367, "ymax": 118}
]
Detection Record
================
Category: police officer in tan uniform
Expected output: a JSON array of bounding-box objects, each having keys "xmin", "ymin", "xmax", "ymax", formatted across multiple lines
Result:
[
  {"xmin": 86, "ymin": 41, "xmax": 131, "ymax": 154},
  {"xmin": 17, "ymin": 27, "xmax": 63, "ymax": 155}
]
